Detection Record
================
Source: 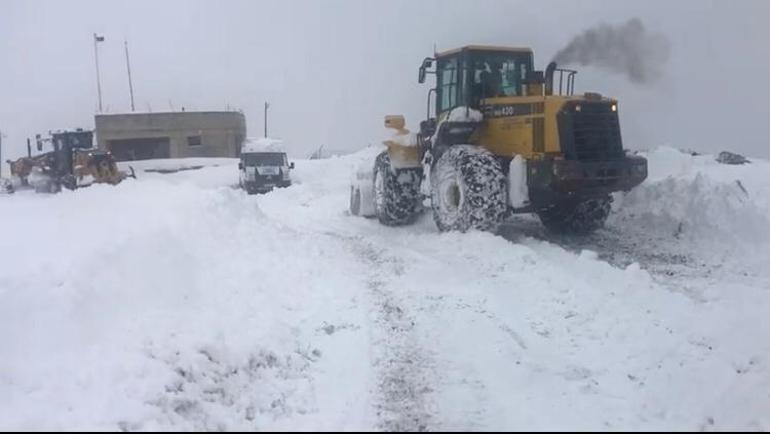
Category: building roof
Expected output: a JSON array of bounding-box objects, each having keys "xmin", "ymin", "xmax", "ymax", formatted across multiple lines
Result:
[{"xmin": 94, "ymin": 110, "xmax": 243, "ymax": 118}]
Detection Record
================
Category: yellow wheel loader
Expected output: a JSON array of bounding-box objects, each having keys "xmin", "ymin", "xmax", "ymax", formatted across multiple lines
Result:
[{"xmin": 352, "ymin": 45, "xmax": 647, "ymax": 234}]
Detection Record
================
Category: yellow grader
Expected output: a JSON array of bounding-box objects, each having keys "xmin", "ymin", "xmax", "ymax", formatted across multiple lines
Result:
[
  {"xmin": 6, "ymin": 129, "xmax": 134, "ymax": 193},
  {"xmin": 350, "ymin": 45, "xmax": 648, "ymax": 234}
]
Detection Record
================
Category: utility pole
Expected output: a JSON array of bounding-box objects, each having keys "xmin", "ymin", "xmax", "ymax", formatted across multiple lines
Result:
[
  {"xmin": 93, "ymin": 33, "xmax": 105, "ymax": 112},
  {"xmin": 124, "ymin": 39, "xmax": 136, "ymax": 112},
  {"xmin": 264, "ymin": 101, "xmax": 269, "ymax": 138}
]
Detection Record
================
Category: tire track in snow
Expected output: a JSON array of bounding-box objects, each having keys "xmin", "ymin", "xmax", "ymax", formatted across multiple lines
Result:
[
  {"xmin": 498, "ymin": 216, "xmax": 693, "ymax": 275},
  {"xmin": 332, "ymin": 232, "xmax": 436, "ymax": 432}
]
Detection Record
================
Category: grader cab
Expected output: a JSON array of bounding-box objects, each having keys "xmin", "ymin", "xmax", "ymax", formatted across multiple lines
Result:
[{"xmin": 6, "ymin": 129, "xmax": 134, "ymax": 193}]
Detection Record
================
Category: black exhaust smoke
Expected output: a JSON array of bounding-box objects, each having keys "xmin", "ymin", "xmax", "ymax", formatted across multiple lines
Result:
[{"xmin": 552, "ymin": 18, "xmax": 670, "ymax": 84}]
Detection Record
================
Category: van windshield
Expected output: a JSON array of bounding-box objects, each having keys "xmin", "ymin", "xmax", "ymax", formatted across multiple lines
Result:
[{"xmin": 243, "ymin": 152, "xmax": 286, "ymax": 166}]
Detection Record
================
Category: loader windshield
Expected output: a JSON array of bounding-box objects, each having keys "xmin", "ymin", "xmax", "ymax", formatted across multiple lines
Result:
[
  {"xmin": 435, "ymin": 48, "xmax": 534, "ymax": 115},
  {"xmin": 470, "ymin": 51, "xmax": 532, "ymax": 100}
]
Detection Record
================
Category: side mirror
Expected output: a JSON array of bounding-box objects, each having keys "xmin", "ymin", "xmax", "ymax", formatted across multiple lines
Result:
[
  {"xmin": 238, "ymin": 162, "xmax": 243, "ymax": 170},
  {"xmin": 289, "ymin": 162, "xmax": 295, "ymax": 169},
  {"xmin": 418, "ymin": 57, "xmax": 434, "ymax": 84},
  {"xmin": 36, "ymin": 134, "xmax": 42, "ymax": 152}
]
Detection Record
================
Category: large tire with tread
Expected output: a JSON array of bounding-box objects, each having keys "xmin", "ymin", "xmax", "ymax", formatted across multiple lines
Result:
[
  {"xmin": 373, "ymin": 151, "xmax": 422, "ymax": 226},
  {"xmin": 537, "ymin": 196, "xmax": 612, "ymax": 235},
  {"xmin": 430, "ymin": 145, "xmax": 507, "ymax": 232},
  {"xmin": 35, "ymin": 179, "xmax": 61, "ymax": 194},
  {"xmin": 61, "ymin": 175, "xmax": 78, "ymax": 191}
]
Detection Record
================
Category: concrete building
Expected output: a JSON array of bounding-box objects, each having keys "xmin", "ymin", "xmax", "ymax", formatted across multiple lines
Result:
[{"xmin": 94, "ymin": 111, "xmax": 246, "ymax": 161}]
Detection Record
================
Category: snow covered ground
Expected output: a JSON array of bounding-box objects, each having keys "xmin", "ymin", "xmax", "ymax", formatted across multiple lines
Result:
[{"xmin": 1, "ymin": 147, "xmax": 769, "ymax": 430}]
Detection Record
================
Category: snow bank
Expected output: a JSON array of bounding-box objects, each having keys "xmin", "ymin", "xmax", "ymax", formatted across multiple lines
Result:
[
  {"xmin": 611, "ymin": 147, "xmax": 770, "ymax": 246},
  {"xmin": 2, "ymin": 144, "xmax": 770, "ymax": 431},
  {"xmin": 0, "ymin": 173, "xmax": 373, "ymax": 430},
  {"xmin": 119, "ymin": 157, "xmax": 236, "ymax": 173},
  {"xmin": 117, "ymin": 159, "xmax": 239, "ymax": 189}
]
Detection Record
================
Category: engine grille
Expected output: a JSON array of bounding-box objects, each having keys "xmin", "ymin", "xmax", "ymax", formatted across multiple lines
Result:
[{"xmin": 559, "ymin": 102, "xmax": 623, "ymax": 161}]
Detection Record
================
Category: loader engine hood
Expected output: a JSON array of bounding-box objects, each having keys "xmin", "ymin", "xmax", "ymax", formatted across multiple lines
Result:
[{"xmin": 556, "ymin": 97, "xmax": 623, "ymax": 161}]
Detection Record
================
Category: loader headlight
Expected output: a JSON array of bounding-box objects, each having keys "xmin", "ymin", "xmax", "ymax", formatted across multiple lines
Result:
[{"xmin": 611, "ymin": 104, "xmax": 617, "ymax": 112}]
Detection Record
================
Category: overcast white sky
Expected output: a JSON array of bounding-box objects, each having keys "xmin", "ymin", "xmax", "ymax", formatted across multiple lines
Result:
[{"xmin": 1, "ymin": 0, "xmax": 769, "ymax": 159}]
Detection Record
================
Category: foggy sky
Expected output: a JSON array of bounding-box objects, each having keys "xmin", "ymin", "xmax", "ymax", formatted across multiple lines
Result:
[{"xmin": 1, "ymin": 0, "xmax": 769, "ymax": 160}]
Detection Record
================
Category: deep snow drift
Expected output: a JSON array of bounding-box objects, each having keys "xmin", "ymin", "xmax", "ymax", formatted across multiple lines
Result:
[{"xmin": 0, "ymin": 147, "xmax": 768, "ymax": 430}]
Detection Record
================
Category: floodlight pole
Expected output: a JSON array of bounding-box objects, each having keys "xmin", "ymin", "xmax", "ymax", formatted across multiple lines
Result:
[
  {"xmin": 124, "ymin": 39, "xmax": 136, "ymax": 112},
  {"xmin": 264, "ymin": 101, "xmax": 269, "ymax": 138},
  {"xmin": 93, "ymin": 33, "xmax": 104, "ymax": 112}
]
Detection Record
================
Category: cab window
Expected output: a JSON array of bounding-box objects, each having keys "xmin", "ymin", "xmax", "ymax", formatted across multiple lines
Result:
[
  {"xmin": 470, "ymin": 52, "xmax": 531, "ymax": 101},
  {"xmin": 437, "ymin": 56, "xmax": 459, "ymax": 113}
]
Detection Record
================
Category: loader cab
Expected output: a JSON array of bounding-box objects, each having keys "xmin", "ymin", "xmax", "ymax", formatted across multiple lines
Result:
[{"xmin": 420, "ymin": 46, "xmax": 536, "ymax": 119}]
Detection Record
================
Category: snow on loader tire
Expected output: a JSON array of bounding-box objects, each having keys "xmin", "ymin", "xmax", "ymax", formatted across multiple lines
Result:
[
  {"xmin": 430, "ymin": 145, "xmax": 507, "ymax": 232},
  {"xmin": 537, "ymin": 196, "xmax": 612, "ymax": 235},
  {"xmin": 373, "ymin": 151, "xmax": 422, "ymax": 226}
]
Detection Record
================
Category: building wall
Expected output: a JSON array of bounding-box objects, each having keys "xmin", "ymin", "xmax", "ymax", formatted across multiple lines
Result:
[{"xmin": 94, "ymin": 111, "xmax": 246, "ymax": 160}]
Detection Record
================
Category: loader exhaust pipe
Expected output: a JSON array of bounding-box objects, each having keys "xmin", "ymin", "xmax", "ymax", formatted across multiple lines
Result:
[{"xmin": 545, "ymin": 61, "xmax": 557, "ymax": 96}]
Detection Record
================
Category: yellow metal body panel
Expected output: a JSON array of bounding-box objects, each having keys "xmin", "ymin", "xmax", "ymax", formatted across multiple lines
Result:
[
  {"xmin": 474, "ymin": 96, "xmax": 541, "ymax": 158},
  {"xmin": 468, "ymin": 95, "xmax": 615, "ymax": 159},
  {"xmin": 471, "ymin": 96, "xmax": 570, "ymax": 158}
]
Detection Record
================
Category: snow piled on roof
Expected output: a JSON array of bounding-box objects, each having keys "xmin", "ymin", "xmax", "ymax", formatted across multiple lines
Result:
[{"xmin": 241, "ymin": 137, "xmax": 285, "ymax": 153}]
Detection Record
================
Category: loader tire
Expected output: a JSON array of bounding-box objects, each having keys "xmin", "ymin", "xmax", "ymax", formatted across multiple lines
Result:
[
  {"xmin": 373, "ymin": 151, "xmax": 422, "ymax": 226},
  {"xmin": 61, "ymin": 175, "xmax": 78, "ymax": 191},
  {"xmin": 537, "ymin": 196, "xmax": 612, "ymax": 235},
  {"xmin": 430, "ymin": 145, "xmax": 507, "ymax": 232},
  {"xmin": 35, "ymin": 179, "xmax": 61, "ymax": 194}
]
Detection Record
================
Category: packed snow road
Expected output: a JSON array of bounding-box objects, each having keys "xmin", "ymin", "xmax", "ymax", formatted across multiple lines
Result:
[{"xmin": 1, "ymin": 148, "xmax": 769, "ymax": 430}]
